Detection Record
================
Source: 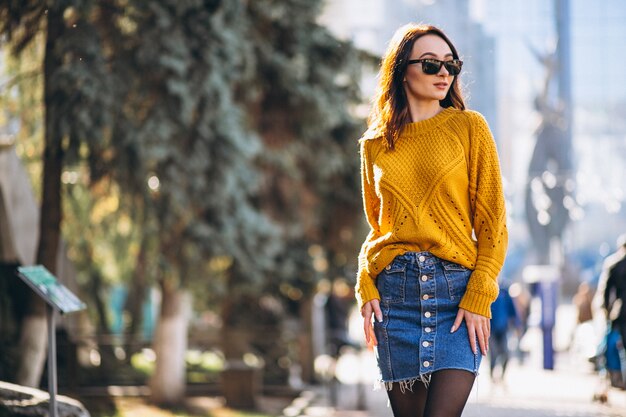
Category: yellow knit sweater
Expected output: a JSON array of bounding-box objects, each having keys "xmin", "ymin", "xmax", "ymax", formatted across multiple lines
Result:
[{"xmin": 356, "ymin": 107, "xmax": 508, "ymax": 318}]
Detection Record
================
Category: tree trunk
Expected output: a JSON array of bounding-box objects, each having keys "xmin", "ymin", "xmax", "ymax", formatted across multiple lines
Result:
[
  {"xmin": 220, "ymin": 297, "xmax": 250, "ymax": 360},
  {"xmin": 298, "ymin": 296, "xmax": 315, "ymax": 384},
  {"xmin": 219, "ymin": 272, "xmax": 262, "ymax": 409},
  {"xmin": 15, "ymin": 304, "xmax": 47, "ymax": 387},
  {"xmin": 87, "ymin": 268, "xmax": 109, "ymax": 335},
  {"xmin": 16, "ymin": 6, "xmax": 64, "ymax": 388},
  {"xmin": 219, "ymin": 267, "xmax": 254, "ymax": 360},
  {"xmin": 125, "ymin": 226, "xmax": 149, "ymax": 356},
  {"xmin": 149, "ymin": 281, "xmax": 190, "ymax": 405}
]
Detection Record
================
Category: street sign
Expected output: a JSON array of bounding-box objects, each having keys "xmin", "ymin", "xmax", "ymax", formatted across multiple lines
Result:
[
  {"xmin": 17, "ymin": 265, "xmax": 86, "ymax": 314},
  {"xmin": 15, "ymin": 265, "xmax": 86, "ymax": 417}
]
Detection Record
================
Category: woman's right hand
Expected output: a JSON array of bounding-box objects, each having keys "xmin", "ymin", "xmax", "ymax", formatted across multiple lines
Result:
[{"xmin": 361, "ymin": 298, "xmax": 383, "ymax": 346}]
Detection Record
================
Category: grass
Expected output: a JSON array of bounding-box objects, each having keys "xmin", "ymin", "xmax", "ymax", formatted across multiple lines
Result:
[
  {"xmin": 78, "ymin": 350, "xmax": 287, "ymax": 417},
  {"xmin": 86, "ymin": 395, "xmax": 286, "ymax": 417}
]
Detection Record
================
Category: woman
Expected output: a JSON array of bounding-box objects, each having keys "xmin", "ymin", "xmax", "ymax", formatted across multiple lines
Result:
[{"xmin": 356, "ymin": 24, "xmax": 508, "ymax": 417}]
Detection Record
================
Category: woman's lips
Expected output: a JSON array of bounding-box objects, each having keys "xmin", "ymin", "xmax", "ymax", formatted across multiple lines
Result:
[{"xmin": 434, "ymin": 82, "xmax": 448, "ymax": 89}]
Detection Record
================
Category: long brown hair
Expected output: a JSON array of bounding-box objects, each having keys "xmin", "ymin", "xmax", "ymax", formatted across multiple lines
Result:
[{"xmin": 368, "ymin": 24, "xmax": 465, "ymax": 149}]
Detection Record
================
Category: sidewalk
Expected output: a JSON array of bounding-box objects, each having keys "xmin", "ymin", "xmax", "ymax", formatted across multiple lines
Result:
[
  {"xmin": 283, "ymin": 327, "xmax": 626, "ymax": 416},
  {"xmin": 284, "ymin": 356, "xmax": 626, "ymax": 417}
]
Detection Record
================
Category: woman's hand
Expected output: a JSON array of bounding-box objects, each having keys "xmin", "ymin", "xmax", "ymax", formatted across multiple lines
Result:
[
  {"xmin": 451, "ymin": 308, "xmax": 490, "ymax": 355},
  {"xmin": 361, "ymin": 299, "xmax": 383, "ymax": 346}
]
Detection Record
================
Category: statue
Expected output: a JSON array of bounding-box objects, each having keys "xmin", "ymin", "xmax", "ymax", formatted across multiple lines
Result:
[{"xmin": 524, "ymin": 41, "xmax": 575, "ymax": 265}]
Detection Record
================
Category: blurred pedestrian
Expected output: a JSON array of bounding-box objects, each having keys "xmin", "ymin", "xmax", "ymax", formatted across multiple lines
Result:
[
  {"xmin": 489, "ymin": 283, "xmax": 521, "ymax": 384},
  {"xmin": 602, "ymin": 234, "xmax": 626, "ymax": 388},
  {"xmin": 568, "ymin": 281, "xmax": 597, "ymax": 360},
  {"xmin": 590, "ymin": 235, "xmax": 626, "ymax": 401},
  {"xmin": 356, "ymin": 23, "xmax": 508, "ymax": 417},
  {"xmin": 573, "ymin": 281, "xmax": 594, "ymax": 325},
  {"xmin": 604, "ymin": 324, "xmax": 625, "ymax": 389},
  {"xmin": 593, "ymin": 235, "xmax": 626, "ymax": 325},
  {"xmin": 507, "ymin": 281, "xmax": 531, "ymax": 363}
]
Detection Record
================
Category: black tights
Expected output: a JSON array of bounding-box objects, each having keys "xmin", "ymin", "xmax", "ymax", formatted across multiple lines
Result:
[{"xmin": 387, "ymin": 369, "xmax": 476, "ymax": 417}]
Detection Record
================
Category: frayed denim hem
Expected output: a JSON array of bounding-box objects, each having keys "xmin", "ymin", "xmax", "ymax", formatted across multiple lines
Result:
[
  {"xmin": 375, "ymin": 373, "xmax": 431, "ymax": 393},
  {"xmin": 375, "ymin": 366, "xmax": 480, "ymax": 393}
]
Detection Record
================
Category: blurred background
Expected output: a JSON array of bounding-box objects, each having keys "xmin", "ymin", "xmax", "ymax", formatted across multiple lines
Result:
[{"xmin": 0, "ymin": 0, "xmax": 625, "ymax": 416}]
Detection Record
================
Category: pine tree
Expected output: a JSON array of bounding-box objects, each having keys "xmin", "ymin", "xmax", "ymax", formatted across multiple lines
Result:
[
  {"xmin": 0, "ymin": 0, "xmax": 112, "ymax": 387},
  {"xmin": 240, "ymin": 0, "xmax": 365, "ymax": 381},
  {"xmin": 97, "ymin": 1, "xmax": 279, "ymax": 404}
]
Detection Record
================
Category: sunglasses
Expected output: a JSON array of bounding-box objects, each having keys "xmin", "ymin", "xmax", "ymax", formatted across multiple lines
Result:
[{"xmin": 407, "ymin": 58, "xmax": 463, "ymax": 76}]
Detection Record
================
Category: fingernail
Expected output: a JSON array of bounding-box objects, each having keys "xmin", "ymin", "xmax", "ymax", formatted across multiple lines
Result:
[
  {"xmin": 376, "ymin": 315, "xmax": 383, "ymax": 323},
  {"xmin": 450, "ymin": 325, "xmax": 456, "ymax": 333}
]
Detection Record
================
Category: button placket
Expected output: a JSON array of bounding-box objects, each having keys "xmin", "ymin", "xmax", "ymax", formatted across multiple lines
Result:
[{"xmin": 418, "ymin": 256, "xmax": 436, "ymax": 375}]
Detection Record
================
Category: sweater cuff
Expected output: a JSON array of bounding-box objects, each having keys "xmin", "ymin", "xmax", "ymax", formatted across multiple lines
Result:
[
  {"xmin": 355, "ymin": 274, "xmax": 380, "ymax": 311},
  {"xmin": 459, "ymin": 289, "xmax": 493, "ymax": 318}
]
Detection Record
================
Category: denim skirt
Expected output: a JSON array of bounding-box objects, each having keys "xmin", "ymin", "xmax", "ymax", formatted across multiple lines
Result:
[{"xmin": 373, "ymin": 251, "xmax": 481, "ymax": 390}]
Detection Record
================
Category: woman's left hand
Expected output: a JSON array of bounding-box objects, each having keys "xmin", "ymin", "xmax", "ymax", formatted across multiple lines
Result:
[{"xmin": 451, "ymin": 308, "xmax": 490, "ymax": 355}]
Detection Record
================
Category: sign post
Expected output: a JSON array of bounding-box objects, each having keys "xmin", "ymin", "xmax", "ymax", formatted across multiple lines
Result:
[{"xmin": 17, "ymin": 265, "xmax": 86, "ymax": 417}]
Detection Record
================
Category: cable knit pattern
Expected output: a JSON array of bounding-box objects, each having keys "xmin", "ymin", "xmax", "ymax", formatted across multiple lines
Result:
[{"xmin": 355, "ymin": 107, "xmax": 508, "ymax": 318}]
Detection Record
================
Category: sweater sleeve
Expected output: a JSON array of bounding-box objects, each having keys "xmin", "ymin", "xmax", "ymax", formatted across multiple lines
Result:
[
  {"xmin": 355, "ymin": 139, "xmax": 382, "ymax": 310},
  {"xmin": 459, "ymin": 112, "xmax": 509, "ymax": 318}
]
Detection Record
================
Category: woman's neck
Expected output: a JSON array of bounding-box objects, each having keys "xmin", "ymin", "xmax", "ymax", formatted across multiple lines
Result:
[{"xmin": 407, "ymin": 100, "xmax": 443, "ymax": 123}]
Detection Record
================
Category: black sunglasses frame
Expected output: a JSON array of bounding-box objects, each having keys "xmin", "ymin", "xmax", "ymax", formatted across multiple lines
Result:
[{"xmin": 407, "ymin": 58, "xmax": 463, "ymax": 76}]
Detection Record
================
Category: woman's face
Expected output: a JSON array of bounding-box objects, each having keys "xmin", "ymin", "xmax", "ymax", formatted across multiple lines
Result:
[{"xmin": 404, "ymin": 34, "xmax": 455, "ymax": 105}]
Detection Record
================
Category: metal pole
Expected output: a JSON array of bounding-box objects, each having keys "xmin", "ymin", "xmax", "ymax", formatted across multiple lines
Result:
[
  {"xmin": 541, "ymin": 281, "xmax": 556, "ymax": 370},
  {"xmin": 556, "ymin": 0, "xmax": 572, "ymax": 139},
  {"xmin": 542, "ymin": 329, "xmax": 554, "ymax": 370},
  {"xmin": 47, "ymin": 305, "xmax": 58, "ymax": 417}
]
